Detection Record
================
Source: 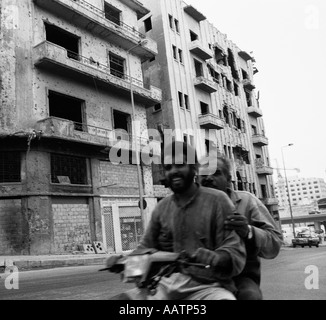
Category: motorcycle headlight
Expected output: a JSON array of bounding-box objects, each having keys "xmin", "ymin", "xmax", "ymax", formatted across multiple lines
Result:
[{"xmin": 123, "ymin": 255, "xmax": 150, "ymax": 282}]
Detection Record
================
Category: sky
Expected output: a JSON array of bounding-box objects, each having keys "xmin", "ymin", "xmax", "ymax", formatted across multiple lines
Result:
[{"xmin": 186, "ymin": 0, "xmax": 326, "ymax": 180}]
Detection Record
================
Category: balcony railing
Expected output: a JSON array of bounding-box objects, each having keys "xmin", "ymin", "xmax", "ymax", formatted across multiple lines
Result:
[
  {"xmin": 35, "ymin": 0, "xmax": 145, "ymax": 37},
  {"xmin": 252, "ymin": 134, "xmax": 269, "ymax": 147},
  {"xmin": 35, "ymin": 117, "xmax": 161, "ymax": 157},
  {"xmin": 239, "ymin": 51, "xmax": 254, "ymax": 62},
  {"xmin": 247, "ymin": 105, "xmax": 263, "ymax": 118},
  {"xmin": 33, "ymin": 41, "xmax": 162, "ymax": 106},
  {"xmin": 32, "ymin": 0, "xmax": 157, "ymax": 58},
  {"xmin": 198, "ymin": 113, "xmax": 224, "ymax": 130},
  {"xmin": 194, "ymin": 76, "xmax": 218, "ymax": 93},
  {"xmin": 183, "ymin": 5, "xmax": 206, "ymax": 22},
  {"xmin": 255, "ymin": 158, "xmax": 273, "ymax": 175},
  {"xmin": 189, "ymin": 41, "xmax": 213, "ymax": 60},
  {"xmin": 243, "ymin": 78, "xmax": 256, "ymax": 90}
]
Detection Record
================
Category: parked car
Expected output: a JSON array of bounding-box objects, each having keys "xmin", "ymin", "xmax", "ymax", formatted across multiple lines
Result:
[{"xmin": 292, "ymin": 232, "xmax": 320, "ymax": 248}]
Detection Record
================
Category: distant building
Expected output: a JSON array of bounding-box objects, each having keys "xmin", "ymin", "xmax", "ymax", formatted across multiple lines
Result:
[{"xmin": 275, "ymin": 176, "xmax": 326, "ymax": 218}]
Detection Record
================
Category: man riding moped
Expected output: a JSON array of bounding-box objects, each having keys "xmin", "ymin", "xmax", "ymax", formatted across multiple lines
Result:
[
  {"xmin": 198, "ymin": 154, "xmax": 283, "ymax": 300},
  {"xmin": 105, "ymin": 141, "xmax": 246, "ymax": 300}
]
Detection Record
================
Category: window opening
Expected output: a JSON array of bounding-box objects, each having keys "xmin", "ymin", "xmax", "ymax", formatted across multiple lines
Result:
[
  {"xmin": 113, "ymin": 110, "xmax": 131, "ymax": 141},
  {"xmin": 194, "ymin": 59, "xmax": 203, "ymax": 77},
  {"xmin": 227, "ymin": 48, "xmax": 239, "ymax": 80},
  {"xmin": 178, "ymin": 92, "xmax": 183, "ymax": 108},
  {"xmin": 236, "ymin": 117, "xmax": 242, "ymax": 130},
  {"xmin": 105, "ymin": 2, "xmax": 121, "ymax": 25},
  {"xmin": 214, "ymin": 47, "xmax": 226, "ymax": 65},
  {"xmin": 153, "ymin": 104, "xmax": 161, "ymax": 112},
  {"xmin": 209, "ymin": 66, "xmax": 220, "ymax": 83},
  {"xmin": 178, "ymin": 49, "xmax": 183, "ymax": 63},
  {"xmin": 251, "ymin": 125, "xmax": 257, "ymax": 135},
  {"xmin": 190, "ymin": 30, "xmax": 198, "ymax": 41},
  {"xmin": 237, "ymin": 171, "xmax": 243, "ymax": 191},
  {"xmin": 174, "ymin": 19, "xmax": 180, "ymax": 33},
  {"xmin": 234, "ymin": 82, "xmax": 239, "ymax": 96},
  {"xmin": 144, "ymin": 17, "xmax": 152, "ymax": 32},
  {"xmin": 0, "ymin": 152, "xmax": 21, "ymax": 183},
  {"xmin": 245, "ymin": 91, "xmax": 252, "ymax": 107},
  {"xmin": 45, "ymin": 22, "xmax": 79, "ymax": 60},
  {"xmin": 242, "ymin": 69, "xmax": 249, "ymax": 80},
  {"xmin": 109, "ymin": 52, "xmax": 125, "ymax": 78},
  {"xmin": 168, "ymin": 15, "xmax": 173, "ymax": 29},
  {"xmin": 200, "ymin": 101, "xmax": 209, "ymax": 114},
  {"xmin": 184, "ymin": 94, "xmax": 189, "ymax": 110},
  {"xmin": 49, "ymin": 91, "xmax": 84, "ymax": 131},
  {"xmin": 226, "ymin": 78, "xmax": 232, "ymax": 92},
  {"xmin": 51, "ymin": 154, "xmax": 87, "ymax": 185},
  {"xmin": 223, "ymin": 106, "xmax": 229, "ymax": 125},
  {"xmin": 172, "ymin": 45, "xmax": 177, "ymax": 60}
]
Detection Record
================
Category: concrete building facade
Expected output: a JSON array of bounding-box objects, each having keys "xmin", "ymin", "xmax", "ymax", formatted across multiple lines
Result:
[
  {"xmin": 275, "ymin": 176, "xmax": 326, "ymax": 218},
  {"xmin": 0, "ymin": 0, "xmax": 162, "ymax": 255},
  {"xmin": 138, "ymin": 0, "xmax": 279, "ymax": 219}
]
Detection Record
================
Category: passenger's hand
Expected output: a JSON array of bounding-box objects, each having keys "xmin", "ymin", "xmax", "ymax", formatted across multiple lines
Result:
[
  {"xmin": 224, "ymin": 214, "xmax": 249, "ymax": 238},
  {"xmin": 105, "ymin": 254, "xmax": 124, "ymax": 273},
  {"xmin": 192, "ymin": 248, "xmax": 220, "ymax": 268}
]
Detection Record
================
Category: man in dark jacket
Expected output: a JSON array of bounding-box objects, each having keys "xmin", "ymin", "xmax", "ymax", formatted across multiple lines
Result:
[
  {"xmin": 107, "ymin": 141, "xmax": 246, "ymax": 300},
  {"xmin": 199, "ymin": 154, "xmax": 283, "ymax": 300}
]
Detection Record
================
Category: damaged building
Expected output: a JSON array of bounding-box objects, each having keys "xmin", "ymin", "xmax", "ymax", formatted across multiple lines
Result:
[
  {"xmin": 139, "ymin": 0, "xmax": 279, "ymax": 220},
  {"xmin": 0, "ymin": 0, "xmax": 279, "ymax": 256},
  {"xmin": 0, "ymin": 0, "xmax": 162, "ymax": 255}
]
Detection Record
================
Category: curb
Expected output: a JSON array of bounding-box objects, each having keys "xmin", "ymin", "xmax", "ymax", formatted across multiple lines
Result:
[{"xmin": 0, "ymin": 255, "xmax": 110, "ymax": 272}]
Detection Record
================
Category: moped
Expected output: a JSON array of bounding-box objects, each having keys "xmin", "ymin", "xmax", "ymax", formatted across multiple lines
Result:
[{"xmin": 100, "ymin": 248, "xmax": 209, "ymax": 298}]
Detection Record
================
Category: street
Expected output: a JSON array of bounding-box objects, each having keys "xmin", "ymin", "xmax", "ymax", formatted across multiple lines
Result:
[
  {"xmin": 0, "ymin": 263, "xmax": 133, "ymax": 300},
  {"xmin": 261, "ymin": 246, "xmax": 326, "ymax": 300},
  {"xmin": 0, "ymin": 247, "xmax": 325, "ymax": 300}
]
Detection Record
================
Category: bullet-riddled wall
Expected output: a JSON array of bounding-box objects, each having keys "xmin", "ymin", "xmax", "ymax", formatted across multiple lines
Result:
[{"xmin": 0, "ymin": 0, "xmax": 160, "ymax": 255}]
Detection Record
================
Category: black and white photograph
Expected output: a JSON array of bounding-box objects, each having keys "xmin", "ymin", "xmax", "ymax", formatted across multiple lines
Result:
[{"xmin": 0, "ymin": 0, "xmax": 325, "ymax": 303}]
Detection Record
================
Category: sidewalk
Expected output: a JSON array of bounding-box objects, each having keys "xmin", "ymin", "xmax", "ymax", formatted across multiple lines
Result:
[
  {"xmin": 1, "ymin": 242, "xmax": 325, "ymax": 272},
  {"xmin": 0, "ymin": 252, "xmax": 112, "ymax": 271}
]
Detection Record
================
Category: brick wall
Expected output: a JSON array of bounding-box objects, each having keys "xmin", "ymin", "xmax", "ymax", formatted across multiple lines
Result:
[
  {"xmin": 99, "ymin": 162, "xmax": 140, "ymax": 189},
  {"xmin": 52, "ymin": 202, "xmax": 91, "ymax": 253},
  {"xmin": 153, "ymin": 185, "xmax": 172, "ymax": 198},
  {"xmin": 0, "ymin": 199, "xmax": 25, "ymax": 255}
]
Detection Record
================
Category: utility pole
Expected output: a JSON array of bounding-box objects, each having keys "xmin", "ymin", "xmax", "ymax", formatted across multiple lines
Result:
[
  {"xmin": 281, "ymin": 144, "xmax": 296, "ymax": 238},
  {"xmin": 126, "ymin": 39, "xmax": 148, "ymax": 232}
]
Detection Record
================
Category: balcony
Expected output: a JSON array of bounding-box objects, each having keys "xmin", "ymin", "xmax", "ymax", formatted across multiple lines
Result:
[
  {"xmin": 189, "ymin": 41, "xmax": 213, "ymax": 60},
  {"xmin": 32, "ymin": 0, "xmax": 157, "ymax": 60},
  {"xmin": 194, "ymin": 76, "xmax": 218, "ymax": 93},
  {"xmin": 35, "ymin": 117, "xmax": 161, "ymax": 157},
  {"xmin": 33, "ymin": 41, "xmax": 162, "ymax": 107},
  {"xmin": 242, "ymin": 78, "xmax": 256, "ymax": 91},
  {"xmin": 118, "ymin": 0, "xmax": 150, "ymax": 20},
  {"xmin": 247, "ymin": 105, "xmax": 263, "ymax": 118},
  {"xmin": 198, "ymin": 113, "xmax": 224, "ymax": 130},
  {"xmin": 252, "ymin": 134, "xmax": 269, "ymax": 147},
  {"xmin": 234, "ymin": 158, "xmax": 245, "ymax": 170},
  {"xmin": 183, "ymin": 5, "xmax": 206, "ymax": 22},
  {"xmin": 260, "ymin": 197, "xmax": 279, "ymax": 206},
  {"xmin": 238, "ymin": 51, "xmax": 254, "ymax": 62},
  {"xmin": 255, "ymin": 159, "xmax": 273, "ymax": 175}
]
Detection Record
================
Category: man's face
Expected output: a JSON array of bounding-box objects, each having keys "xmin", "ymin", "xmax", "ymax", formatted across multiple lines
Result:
[
  {"xmin": 163, "ymin": 154, "xmax": 195, "ymax": 194},
  {"xmin": 199, "ymin": 159, "xmax": 229, "ymax": 192}
]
